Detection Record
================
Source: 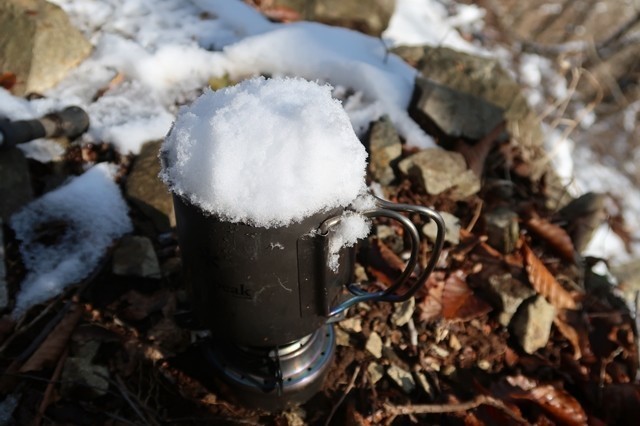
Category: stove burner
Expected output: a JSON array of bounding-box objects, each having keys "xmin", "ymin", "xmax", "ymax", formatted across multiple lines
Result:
[{"xmin": 204, "ymin": 325, "xmax": 336, "ymax": 410}]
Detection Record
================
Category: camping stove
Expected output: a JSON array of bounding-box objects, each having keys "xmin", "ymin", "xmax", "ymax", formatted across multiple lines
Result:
[{"xmin": 204, "ymin": 325, "xmax": 335, "ymax": 410}]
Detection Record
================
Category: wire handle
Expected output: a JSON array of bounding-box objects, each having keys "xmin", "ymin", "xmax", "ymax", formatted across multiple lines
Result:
[{"xmin": 321, "ymin": 196, "xmax": 445, "ymax": 317}]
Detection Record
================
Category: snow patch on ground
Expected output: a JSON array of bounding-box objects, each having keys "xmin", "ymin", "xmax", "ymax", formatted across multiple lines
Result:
[{"xmin": 10, "ymin": 164, "xmax": 132, "ymax": 315}]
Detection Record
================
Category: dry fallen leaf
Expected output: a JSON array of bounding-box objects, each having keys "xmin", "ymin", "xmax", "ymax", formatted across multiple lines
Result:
[
  {"xmin": 522, "ymin": 243, "xmax": 578, "ymax": 310},
  {"xmin": 525, "ymin": 217, "xmax": 576, "ymax": 262},
  {"xmin": 506, "ymin": 375, "xmax": 588, "ymax": 426},
  {"xmin": 441, "ymin": 270, "xmax": 491, "ymax": 321},
  {"xmin": 0, "ymin": 72, "xmax": 17, "ymax": 90}
]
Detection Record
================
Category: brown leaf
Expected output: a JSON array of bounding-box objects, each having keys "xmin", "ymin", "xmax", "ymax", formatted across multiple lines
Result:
[
  {"xmin": 525, "ymin": 217, "xmax": 576, "ymax": 262},
  {"xmin": 377, "ymin": 239, "xmax": 408, "ymax": 273},
  {"xmin": 20, "ymin": 305, "xmax": 82, "ymax": 372},
  {"xmin": 0, "ymin": 72, "xmax": 17, "ymax": 90},
  {"xmin": 554, "ymin": 309, "xmax": 593, "ymax": 361},
  {"xmin": 522, "ymin": 243, "xmax": 578, "ymax": 310},
  {"xmin": 506, "ymin": 376, "xmax": 588, "ymax": 426},
  {"xmin": 419, "ymin": 279, "xmax": 444, "ymax": 322},
  {"xmin": 441, "ymin": 271, "xmax": 491, "ymax": 321}
]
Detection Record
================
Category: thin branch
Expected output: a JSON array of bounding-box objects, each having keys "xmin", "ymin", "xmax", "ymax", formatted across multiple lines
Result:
[
  {"xmin": 324, "ymin": 365, "xmax": 361, "ymax": 426},
  {"xmin": 34, "ymin": 347, "xmax": 69, "ymax": 426},
  {"xmin": 383, "ymin": 394, "xmax": 528, "ymax": 424}
]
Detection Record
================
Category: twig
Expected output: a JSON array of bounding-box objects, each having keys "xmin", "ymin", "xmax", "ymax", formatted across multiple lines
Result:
[
  {"xmin": 114, "ymin": 374, "xmax": 160, "ymax": 426},
  {"xmin": 383, "ymin": 394, "xmax": 528, "ymax": 424},
  {"xmin": 407, "ymin": 317, "xmax": 418, "ymax": 348},
  {"xmin": 324, "ymin": 365, "xmax": 361, "ymax": 426},
  {"xmin": 33, "ymin": 347, "xmax": 69, "ymax": 426},
  {"xmin": 465, "ymin": 200, "xmax": 483, "ymax": 233}
]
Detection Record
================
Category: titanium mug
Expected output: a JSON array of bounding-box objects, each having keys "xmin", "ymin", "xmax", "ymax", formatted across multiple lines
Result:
[{"xmin": 173, "ymin": 194, "xmax": 445, "ymax": 347}]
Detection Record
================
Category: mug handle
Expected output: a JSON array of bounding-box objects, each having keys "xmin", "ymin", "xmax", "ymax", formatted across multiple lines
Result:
[{"xmin": 320, "ymin": 196, "xmax": 445, "ymax": 317}]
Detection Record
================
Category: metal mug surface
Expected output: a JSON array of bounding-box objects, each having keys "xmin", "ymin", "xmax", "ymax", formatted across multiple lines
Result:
[{"xmin": 173, "ymin": 195, "xmax": 445, "ymax": 347}]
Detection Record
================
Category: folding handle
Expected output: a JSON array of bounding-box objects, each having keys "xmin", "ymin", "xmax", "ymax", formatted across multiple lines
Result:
[{"xmin": 322, "ymin": 196, "xmax": 445, "ymax": 317}]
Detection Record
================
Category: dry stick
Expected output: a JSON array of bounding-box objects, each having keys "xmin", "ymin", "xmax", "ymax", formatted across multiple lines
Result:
[
  {"xmin": 465, "ymin": 200, "xmax": 483, "ymax": 233},
  {"xmin": 324, "ymin": 365, "xmax": 361, "ymax": 426},
  {"xmin": 383, "ymin": 394, "xmax": 528, "ymax": 424},
  {"xmin": 33, "ymin": 347, "xmax": 69, "ymax": 426},
  {"xmin": 114, "ymin": 374, "xmax": 160, "ymax": 426}
]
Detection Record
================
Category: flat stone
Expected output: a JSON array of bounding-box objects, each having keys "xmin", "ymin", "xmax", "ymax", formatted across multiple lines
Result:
[
  {"xmin": 61, "ymin": 356, "xmax": 110, "ymax": 399},
  {"xmin": 411, "ymin": 76, "xmax": 505, "ymax": 141},
  {"xmin": 271, "ymin": 0, "xmax": 396, "ymax": 36},
  {"xmin": 423, "ymin": 211, "xmax": 460, "ymax": 245},
  {"xmin": 339, "ymin": 317, "xmax": 362, "ymax": 333},
  {"xmin": 387, "ymin": 364, "xmax": 415, "ymax": 393},
  {"xmin": 558, "ymin": 192, "xmax": 607, "ymax": 254},
  {"xmin": 112, "ymin": 236, "xmax": 161, "ymax": 278},
  {"xmin": 0, "ymin": 0, "xmax": 92, "ymax": 95},
  {"xmin": 485, "ymin": 273, "xmax": 536, "ymax": 327},
  {"xmin": 0, "ymin": 148, "xmax": 33, "ymax": 221},
  {"xmin": 395, "ymin": 46, "xmax": 543, "ymax": 152},
  {"xmin": 335, "ymin": 326, "xmax": 350, "ymax": 347},
  {"xmin": 368, "ymin": 115, "xmax": 402, "ymax": 185},
  {"xmin": 511, "ymin": 295, "xmax": 556, "ymax": 354},
  {"xmin": 415, "ymin": 371, "xmax": 433, "ymax": 397},
  {"xmin": 0, "ymin": 221, "xmax": 7, "ymax": 311},
  {"xmin": 126, "ymin": 140, "xmax": 176, "ymax": 234},
  {"xmin": 391, "ymin": 297, "xmax": 415, "ymax": 327},
  {"xmin": 365, "ymin": 331, "xmax": 383, "ymax": 358},
  {"xmin": 485, "ymin": 208, "xmax": 520, "ymax": 254},
  {"xmin": 367, "ymin": 362, "xmax": 384, "ymax": 385},
  {"xmin": 398, "ymin": 148, "xmax": 480, "ymax": 200}
]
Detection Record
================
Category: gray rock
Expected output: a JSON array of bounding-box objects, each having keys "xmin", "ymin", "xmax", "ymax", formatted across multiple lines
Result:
[
  {"xmin": 368, "ymin": 115, "xmax": 402, "ymax": 185},
  {"xmin": 0, "ymin": 148, "xmax": 33, "ymax": 221},
  {"xmin": 367, "ymin": 362, "xmax": 384, "ymax": 385},
  {"xmin": 335, "ymin": 326, "xmax": 350, "ymax": 347},
  {"xmin": 511, "ymin": 295, "xmax": 556, "ymax": 354},
  {"xmin": 0, "ymin": 221, "xmax": 7, "ymax": 311},
  {"xmin": 411, "ymin": 77, "xmax": 505, "ymax": 141},
  {"xmin": 558, "ymin": 192, "xmax": 607, "ymax": 254},
  {"xmin": 0, "ymin": 0, "xmax": 92, "ymax": 95},
  {"xmin": 415, "ymin": 371, "xmax": 433, "ymax": 397},
  {"xmin": 112, "ymin": 235, "xmax": 161, "ymax": 278},
  {"xmin": 486, "ymin": 273, "xmax": 535, "ymax": 327},
  {"xmin": 391, "ymin": 297, "xmax": 415, "ymax": 327},
  {"xmin": 395, "ymin": 46, "xmax": 543, "ymax": 150},
  {"xmin": 485, "ymin": 208, "xmax": 520, "ymax": 254},
  {"xmin": 61, "ymin": 339, "xmax": 109, "ymax": 398},
  {"xmin": 423, "ymin": 211, "xmax": 460, "ymax": 245},
  {"xmin": 339, "ymin": 317, "xmax": 362, "ymax": 333},
  {"xmin": 387, "ymin": 365, "xmax": 415, "ymax": 393},
  {"xmin": 126, "ymin": 140, "xmax": 175, "ymax": 233},
  {"xmin": 61, "ymin": 356, "xmax": 110, "ymax": 398},
  {"xmin": 398, "ymin": 148, "xmax": 480, "ymax": 200},
  {"xmin": 365, "ymin": 331, "xmax": 383, "ymax": 358},
  {"xmin": 271, "ymin": 0, "xmax": 396, "ymax": 36}
]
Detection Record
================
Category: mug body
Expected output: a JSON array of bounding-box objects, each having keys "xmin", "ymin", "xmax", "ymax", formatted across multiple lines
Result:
[{"xmin": 173, "ymin": 195, "xmax": 353, "ymax": 346}]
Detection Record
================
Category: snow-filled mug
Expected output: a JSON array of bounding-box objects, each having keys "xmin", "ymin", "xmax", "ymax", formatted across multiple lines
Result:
[{"xmin": 173, "ymin": 194, "xmax": 445, "ymax": 347}]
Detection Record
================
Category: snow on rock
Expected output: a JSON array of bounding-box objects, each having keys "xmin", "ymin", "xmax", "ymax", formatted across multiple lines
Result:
[
  {"xmin": 161, "ymin": 77, "xmax": 368, "ymax": 228},
  {"xmin": 10, "ymin": 163, "xmax": 132, "ymax": 316}
]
